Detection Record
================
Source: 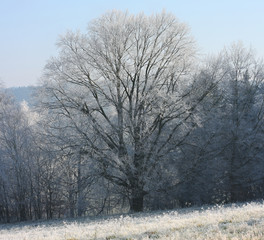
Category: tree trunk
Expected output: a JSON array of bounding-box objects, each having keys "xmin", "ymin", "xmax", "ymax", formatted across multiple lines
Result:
[
  {"xmin": 36, "ymin": 192, "xmax": 42, "ymax": 219},
  {"xmin": 77, "ymin": 156, "xmax": 84, "ymax": 217},
  {"xmin": 46, "ymin": 189, "xmax": 53, "ymax": 219},
  {"xmin": 3, "ymin": 185, "xmax": 10, "ymax": 223},
  {"xmin": 19, "ymin": 203, "xmax": 27, "ymax": 221},
  {"xmin": 229, "ymin": 146, "xmax": 236, "ymax": 202},
  {"xmin": 130, "ymin": 140, "xmax": 145, "ymax": 212},
  {"xmin": 5, "ymin": 205, "xmax": 10, "ymax": 223},
  {"xmin": 130, "ymin": 188, "xmax": 144, "ymax": 212},
  {"xmin": 69, "ymin": 189, "xmax": 75, "ymax": 218}
]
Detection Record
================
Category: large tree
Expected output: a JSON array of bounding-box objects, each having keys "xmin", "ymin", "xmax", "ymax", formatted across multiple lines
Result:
[{"xmin": 38, "ymin": 10, "xmax": 210, "ymax": 212}]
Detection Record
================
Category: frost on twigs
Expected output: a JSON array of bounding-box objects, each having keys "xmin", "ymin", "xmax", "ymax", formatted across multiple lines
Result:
[{"xmin": 38, "ymin": 10, "xmax": 199, "ymax": 213}]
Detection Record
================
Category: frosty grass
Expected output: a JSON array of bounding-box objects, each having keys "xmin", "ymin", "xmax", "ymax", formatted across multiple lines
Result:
[{"xmin": 0, "ymin": 201, "xmax": 264, "ymax": 240}]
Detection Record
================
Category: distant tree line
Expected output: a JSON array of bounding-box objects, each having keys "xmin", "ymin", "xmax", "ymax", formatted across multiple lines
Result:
[{"xmin": 0, "ymin": 11, "xmax": 264, "ymax": 223}]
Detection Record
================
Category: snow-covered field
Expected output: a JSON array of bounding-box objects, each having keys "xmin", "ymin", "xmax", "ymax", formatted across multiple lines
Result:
[{"xmin": 1, "ymin": 202, "xmax": 264, "ymax": 240}]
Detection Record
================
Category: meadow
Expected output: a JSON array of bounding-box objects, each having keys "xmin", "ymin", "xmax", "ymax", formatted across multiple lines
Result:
[{"xmin": 0, "ymin": 202, "xmax": 264, "ymax": 240}]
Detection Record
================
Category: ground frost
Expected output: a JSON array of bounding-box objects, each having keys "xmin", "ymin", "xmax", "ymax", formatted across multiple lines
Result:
[{"xmin": 0, "ymin": 202, "xmax": 264, "ymax": 239}]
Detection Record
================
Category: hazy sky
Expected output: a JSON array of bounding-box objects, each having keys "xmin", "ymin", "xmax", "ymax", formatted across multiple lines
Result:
[{"xmin": 1, "ymin": 0, "xmax": 264, "ymax": 88}]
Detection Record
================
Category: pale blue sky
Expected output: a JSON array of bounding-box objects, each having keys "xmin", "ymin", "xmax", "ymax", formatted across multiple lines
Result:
[{"xmin": 1, "ymin": 0, "xmax": 264, "ymax": 87}]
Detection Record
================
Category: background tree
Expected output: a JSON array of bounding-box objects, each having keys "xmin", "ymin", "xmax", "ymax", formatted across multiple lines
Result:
[
  {"xmin": 219, "ymin": 43, "xmax": 264, "ymax": 202},
  {"xmin": 0, "ymin": 93, "xmax": 39, "ymax": 221},
  {"xmin": 175, "ymin": 43, "xmax": 264, "ymax": 206}
]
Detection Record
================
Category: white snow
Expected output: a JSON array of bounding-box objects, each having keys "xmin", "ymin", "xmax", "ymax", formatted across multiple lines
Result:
[{"xmin": 0, "ymin": 202, "xmax": 264, "ymax": 240}]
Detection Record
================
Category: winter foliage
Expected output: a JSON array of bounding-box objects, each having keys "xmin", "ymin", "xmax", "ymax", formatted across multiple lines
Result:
[{"xmin": 0, "ymin": 10, "xmax": 264, "ymax": 226}]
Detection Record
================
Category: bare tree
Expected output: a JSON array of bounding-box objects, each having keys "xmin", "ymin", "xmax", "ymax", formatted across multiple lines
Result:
[
  {"xmin": 37, "ymin": 10, "xmax": 214, "ymax": 212},
  {"xmin": 0, "ymin": 93, "xmax": 36, "ymax": 221}
]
